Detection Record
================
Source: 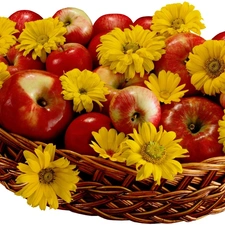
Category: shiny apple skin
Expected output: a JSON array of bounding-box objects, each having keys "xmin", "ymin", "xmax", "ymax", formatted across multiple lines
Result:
[
  {"xmin": 160, "ymin": 96, "xmax": 224, "ymax": 163},
  {"xmin": 9, "ymin": 10, "xmax": 43, "ymax": 38},
  {"xmin": 0, "ymin": 69, "xmax": 74, "ymax": 142},
  {"xmin": 87, "ymin": 31, "xmax": 107, "ymax": 69},
  {"xmin": 133, "ymin": 16, "xmax": 153, "ymax": 30},
  {"xmin": 92, "ymin": 13, "xmax": 133, "ymax": 36},
  {"xmin": 46, "ymin": 43, "xmax": 93, "ymax": 76},
  {"xmin": 64, "ymin": 112, "xmax": 112, "ymax": 156}
]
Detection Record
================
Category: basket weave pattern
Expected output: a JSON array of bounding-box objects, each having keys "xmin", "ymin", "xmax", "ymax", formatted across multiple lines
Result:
[{"xmin": 1, "ymin": 127, "xmax": 225, "ymax": 224}]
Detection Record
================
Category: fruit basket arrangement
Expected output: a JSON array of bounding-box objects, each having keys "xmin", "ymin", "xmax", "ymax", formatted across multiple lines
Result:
[{"xmin": 1, "ymin": 1, "xmax": 225, "ymax": 224}]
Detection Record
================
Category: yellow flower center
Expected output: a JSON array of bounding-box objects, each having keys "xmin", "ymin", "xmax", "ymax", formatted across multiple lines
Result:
[
  {"xmin": 171, "ymin": 18, "xmax": 184, "ymax": 30},
  {"xmin": 37, "ymin": 34, "xmax": 49, "ymax": 44},
  {"xmin": 39, "ymin": 168, "xmax": 55, "ymax": 184},
  {"xmin": 123, "ymin": 42, "xmax": 139, "ymax": 53},
  {"xmin": 205, "ymin": 58, "xmax": 225, "ymax": 78},
  {"xmin": 160, "ymin": 90, "xmax": 170, "ymax": 99},
  {"xmin": 79, "ymin": 88, "xmax": 87, "ymax": 94},
  {"xmin": 141, "ymin": 141, "xmax": 166, "ymax": 164},
  {"xmin": 106, "ymin": 149, "xmax": 114, "ymax": 157}
]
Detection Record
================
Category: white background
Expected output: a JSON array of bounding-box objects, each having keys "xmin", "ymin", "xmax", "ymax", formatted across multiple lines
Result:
[{"xmin": 0, "ymin": 0, "xmax": 225, "ymax": 224}]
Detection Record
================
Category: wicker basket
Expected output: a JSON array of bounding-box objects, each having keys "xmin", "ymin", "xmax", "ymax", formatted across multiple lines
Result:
[{"xmin": 1, "ymin": 126, "xmax": 225, "ymax": 224}]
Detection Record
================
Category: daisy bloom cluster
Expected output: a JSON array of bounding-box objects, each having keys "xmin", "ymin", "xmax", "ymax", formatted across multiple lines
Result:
[
  {"xmin": 16, "ymin": 143, "xmax": 80, "ymax": 210},
  {"xmin": 16, "ymin": 17, "xmax": 67, "ymax": 62},
  {"xmin": 60, "ymin": 68, "xmax": 109, "ymax": 113},
  {"xmin": 97, "ymin": 25, "xmax": 166, "ymax": 80},
  {"xmin": 0, "ymin": 17, "xmax": 18, "ymax": 55},
  {"xmin": 90, "ymin": 123, "xmax": 188, "ymax": 184},
  {"xmin": 150, "ymin": 2, "xmax": 205, "ymax": 37},
  {"xmin": 0, "ymin": 62, "xmax": 10, "ymax": 88},
  {"xmin": 186, "ymin": 40, "xmax": 225, "ymax": 96}
]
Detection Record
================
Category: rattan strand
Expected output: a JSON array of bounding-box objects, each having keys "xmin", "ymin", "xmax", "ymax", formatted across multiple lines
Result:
[{"xmin": 1, "ymin": 127, "xmax": 225, "ymax": 224}]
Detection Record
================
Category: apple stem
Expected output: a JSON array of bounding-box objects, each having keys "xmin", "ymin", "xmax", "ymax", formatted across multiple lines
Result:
[
  {"xmin": 184, "ymin": 57, "xmax": 189, "ymax": 64},
  {"xmin": 189, "ymin": 123, "xmax": 195, "ymax": 131},
  {"xmin": 189, "ymin": 123, "xmax": 200, "ymax": 133},
  {"xmin": 64, "ymin": 20, "xmax": 71, "ymax": 27}
]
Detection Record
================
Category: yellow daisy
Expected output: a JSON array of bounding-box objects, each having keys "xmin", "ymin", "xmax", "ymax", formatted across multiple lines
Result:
[
  {"xmin": 0, "ymin": 17, "xmax": 18, "ymax": 55},
  {"xmin": 121, "ymin": 122, "xmax": 188, "ymax": 184},
  {"xmin": 151, "ymin": 2, "xmax": 205, "ymax": 37},
  {"xmin": 145, "ymin": 70, "xmax": 188, "ymax": 104},
  {"xmin": 60, "ymin": 68, "xmax": 109, "ymax": 113},
  {"xmin": 218, "ymin": 110, "xmax": 225, "ymax": 153},
  {"xmin": 186, "ymin": 40, "xmax": 225, "ymax": 95},
  {"xmin": 16, "ymin": 143, "xmax": 80, "ymax": 210},
  {"xmin": 97, "ymin": 25, "xmax": 165, "ymax": 80},
  {"xmin": 90, "ymin": 127, "xmax": 127, "ymax": 162},
  {"xmin": 16, "ymin": 17, "xmax": 67, "ymax": 62},
  {"xmin": 0, "ymin": 62, "xmax": 10, "ymax": 88}
]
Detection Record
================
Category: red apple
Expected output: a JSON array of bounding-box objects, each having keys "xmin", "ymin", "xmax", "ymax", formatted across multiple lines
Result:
[
  {"xmin": 46, "ymin": 43, "xmax": 93, "ymax": 76},
  {"xmin": 64, "ymin": 112, "xmax": 112, "ymax": 156},
  {"xmin": 94, "ymin": 66, "xmax": 150, "ymax": 115},
  {"xmin": 92, "ymin": 13, "xmax": 133, "ymax": 36},
  {"xmin": 212, "ymin": 31, "xmax": 225, "ymax": 40},
  {"xmin": 0, "ymin": 69, "xmax": 74, "ymax": 142},
  {"xmin": 160, "ymin": 96, "xmax": 224, "ymax": 163},
  {"xmin": 133, "ymin": 16, "xmax": 153, "ymax": 30},
  {"xmin": 87, "ymin": 31, "xmax": 107, "ymax": 69},
  {"xmin": 52, "ymin": 7, "xmax": 93, "ymax": 45},
  {"xmin": 9, "ymin": 9, "xmax": 43, "ymax": 38},
  {"xmin": 154, "ymin": 32, "xmax": 205, "ymax": 96},
  {"xmin": 0, "ymin": 44, "xmax": 45, "ymax": 75},
  {"xmin": 109, "ymin": 85, "xmax": 161, "ymax": 134}
]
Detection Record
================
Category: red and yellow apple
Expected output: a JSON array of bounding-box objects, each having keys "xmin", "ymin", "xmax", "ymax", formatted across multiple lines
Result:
[
  {"xmin": 52, "ymin": 7, "xmax": 93, "ymax": 45},
  {"xmin": 94, "ymin": 66, "xmax": 150, "ymax": 115},
  {"xmin": 0, "ymin": 69, "xmax": 74, "ymax": 142},
  {"xmin": 109, "ymin": 85, "xmax": 161, "ymax": 134}
]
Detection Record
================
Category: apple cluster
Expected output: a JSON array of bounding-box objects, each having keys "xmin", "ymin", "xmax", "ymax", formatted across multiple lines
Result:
[{"xmin": 0, "ymin": 6, "xmax": 225, "ymax": 165}]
